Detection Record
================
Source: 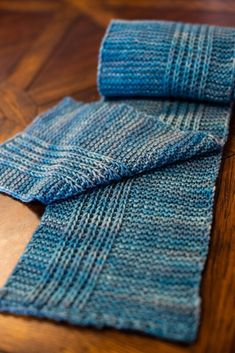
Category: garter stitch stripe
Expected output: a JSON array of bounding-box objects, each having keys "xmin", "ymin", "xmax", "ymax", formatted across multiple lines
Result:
[
  {"xmin": 98, "ymin": 20, "xmax": 235, "ymax": 102},
  {"xmin": 0, "ymin": 20, "xmax": 234, "ymax": 342}
]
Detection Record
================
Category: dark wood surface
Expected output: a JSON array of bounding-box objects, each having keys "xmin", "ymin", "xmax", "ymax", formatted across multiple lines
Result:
[{"xmin": 0, "ymin": 1, "xmax": 234, "ymax": 352}]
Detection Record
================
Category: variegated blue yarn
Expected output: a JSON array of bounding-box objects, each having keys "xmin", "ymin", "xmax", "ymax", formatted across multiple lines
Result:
[
  {"xmin": 0, "ymin": 20, "xmax": 234, "ymax": 342},
  {"xmin": 98, "ymin": 20, "xmax": 235, "ymax": 103}
]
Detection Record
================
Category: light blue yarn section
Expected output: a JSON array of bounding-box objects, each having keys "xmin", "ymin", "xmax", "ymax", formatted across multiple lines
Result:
[{"xmin": 0, "ymin": 20, "xmax": 234, "ymax": 342}]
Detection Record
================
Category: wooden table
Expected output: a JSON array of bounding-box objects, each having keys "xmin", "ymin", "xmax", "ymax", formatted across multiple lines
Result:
[{"xmin": 0, "ymin": 1, "xmax": 234, "ymax": 352}]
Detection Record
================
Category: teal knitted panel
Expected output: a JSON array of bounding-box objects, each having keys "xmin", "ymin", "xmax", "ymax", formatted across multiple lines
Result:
[
  {"xmin": 0, "ymin": 99, "xmax": 223, "ymax": 203},
  {"xmin": 98, "ymin": 20, "xmax": 235, "ymax": 103},
  {"xmin": 0, "ymin": 20, "xmax": 234, "ymax": 342}
]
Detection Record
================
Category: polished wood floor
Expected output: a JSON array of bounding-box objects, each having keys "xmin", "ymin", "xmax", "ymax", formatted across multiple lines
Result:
[{"xmin": 0, "ymin": 1, "xmax": 234, "ymax": 352}]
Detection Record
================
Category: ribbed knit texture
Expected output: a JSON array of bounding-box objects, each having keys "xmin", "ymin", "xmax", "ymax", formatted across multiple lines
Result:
[
  {"xmin": 0, "ymin": 20, "xmax": 234, "ymax": 342},
  {"xmin": 99, "ymin": 20, "xmax": 235, "ymax": 103}
]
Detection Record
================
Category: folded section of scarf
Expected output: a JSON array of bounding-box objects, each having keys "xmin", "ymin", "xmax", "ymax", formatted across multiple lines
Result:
[
  {"xmin": 0, "ymin": 20, "xmax": 234, "ymax": 343},
  {"xmin": 0, "ymin": 97, "xmax": 224, "ymax": 204}
]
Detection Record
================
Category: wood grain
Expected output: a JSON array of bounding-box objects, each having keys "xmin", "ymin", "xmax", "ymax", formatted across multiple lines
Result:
[{"xmin": 0, "ymin": 1, "xmax": 234, "ymax": 353}]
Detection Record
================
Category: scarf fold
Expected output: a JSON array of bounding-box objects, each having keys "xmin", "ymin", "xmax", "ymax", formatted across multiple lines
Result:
[{"xmin": 0, "ymin": 20, "xmax": 234, "ymax": 342}]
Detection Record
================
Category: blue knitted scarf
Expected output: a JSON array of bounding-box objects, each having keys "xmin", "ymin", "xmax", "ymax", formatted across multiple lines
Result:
[{"xmin": 0, "ymin": 20, "xmax": 234, "ymax": 342}]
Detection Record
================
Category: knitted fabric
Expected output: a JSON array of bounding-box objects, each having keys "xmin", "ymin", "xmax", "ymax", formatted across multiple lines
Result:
[{"xmin": 0, "ymin": 20, "xmax": 234, "ymax": 343}]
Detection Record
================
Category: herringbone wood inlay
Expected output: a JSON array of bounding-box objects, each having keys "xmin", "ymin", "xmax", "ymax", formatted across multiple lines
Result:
[{"xmin": 0, "ymin": 1, "xmax": 234, "ymax": 353}]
